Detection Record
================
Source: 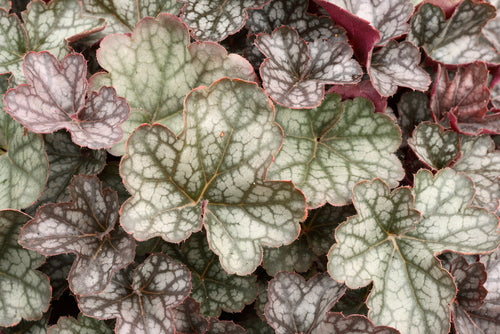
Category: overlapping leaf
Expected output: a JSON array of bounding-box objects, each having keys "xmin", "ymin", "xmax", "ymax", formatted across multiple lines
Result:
[
  {"xmin": 255, "ymin": 26, "xmax": 362, "ymax": 108},
  {"xmin": 408, "ymin": 0, "xmax": 500, "ymax": 64},
  {"xmin": 180, "ymin": 0, "xmax": 270, "ymax": 41},
  {"xmin": 368, "ymin": 40, "xmax": 431, "ymax": 97},
  {"xmin": 484, "ymin": 0, "xmax": 500, "ymax": 50},
  {"xmin": 1, "ymin": 314, "xmax": 49, "ymax": 334},
  {"xmin": 328, "ymin": 168, "xmax": 500, "ymax": 334},
  {"xmin": 0, "ymin": 0, "xmax": 104, "ymax": 80},
  {"xmin": 4, "ymin": 52, "xmax": 130, "ymax": 149},
  {"xmin": 430, "ymin": 62, "xmax": 499, "ymax": 135},
  {"xmin": 77, "ymin": 254, "xmax": 191, "ymax": 334},
  {"xmin": 323, "ymin": 0, "xmax": 414, "ymax": 45},
  {"xmin": 95, "ymin": 13, "xmax": 256, "ymax": 154},
  {"xmin": 165, "ymin": 232, "xmax": 257, "ymax": 317},
  {"xmin": 120, "ymin": 78, "xmax": 306, "ymax": 275},
  {"xmin": 39, "ymin": 254, "xmax": 74, "ymax": 299},
  {"xmin": 48, "ymin": 314, "xmax": 112, "ymax": 334},
  {"xmin": 206, "ymin": 320, "xmax": 246, "ymax": 334},
  {"xmin": 0, "ymin": 210, "xmax": 50, "ymax": 327},
  {"xmin": 172, "ymin": 298, "xmax": 209, "ymax": 333},
  {"xmin": 327, "ymin": 80, "xmax": 387, "ymax": 114},
  {"xmin": 264, "ymin": 272, "xmax": 346, "ymax": 334},
  {"xmin": 18, "ymin": 175, "xmax": 136, "ymax": 296},
  {"xmin": 267, "ymin": 93, "xmax": 404, "ymax": 208},
  {"xmin": 317, "ymin": 313, "xmax": 400, "ymax": 333},
  {"xmin": 0, "ymin": 101, "xmax": 48, "ymax": 210},
  {"xmin": 397, "ymin": 91, "xmax": 432, "ymax": 147}
]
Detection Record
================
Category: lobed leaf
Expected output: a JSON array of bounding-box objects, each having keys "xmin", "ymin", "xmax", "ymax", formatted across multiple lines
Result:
[
  {"xmin": 77, "ymin": 254, "xmax": 191, "ymax": 334},
  {"xmin": 368, "ymin": 40, "xmax": 431, "ymax": 97},
  {"xmin": 408, "ymin": 0, "xmax": 500, "ymax": 64},
  {"xmin": 0, "ymin": 0, "xmax": 104, "ymax": 80},
  {"xmin": 328, "ymin": 168, "xmax": 500, "ymax": 334},
  {"xmin": 255, "ymin": 26, "xmax": 362, "ymax": 109},
  {"xmin": 95, "ymin": 13, "xmax": 256, "ymax": 154},
  {"xmin": 4, "ymin": 52, "xmax": 130, "ymax": 149},
  {"xmin": 180, "ymin": 0, "xmax": 270, "ymax": 41},
  {"xmin": 0, "ymin": 210, "xmax": 50, "ymax": 327},
  {"xmin": 268, "ymin": 93, "xmax": 404, "ymax": 208},
  {"xmin": 172, "ymin": 298, "xmax": 209, "ymax": 333},
  {"xmin": 484, "ymin": 0, "xmax": 500, "ymax": 50},
  {"xmin": 264, "ymin": 272, "xmax": 346, "ymax": 334},
  {"xmin": 120, "ymin": 78, "xmax": 306, "ymax": 275},
  {"xmin": 1, "ymin": 314, "xmax": 49, "ymax": 334},
  {"xmin": 18, "ymin": 175, "xmax": 135, "ymax": 296},
  {"xmin": 327, "ymin": 80, "xmax": 387, "ymax": 114},
  {"xmin": 324, "ymin": 0, "xmax": 414, "ymax": 45},
  {"xmin": 47, "ymin": 314, "xmax": 112, "ymax": 334}
]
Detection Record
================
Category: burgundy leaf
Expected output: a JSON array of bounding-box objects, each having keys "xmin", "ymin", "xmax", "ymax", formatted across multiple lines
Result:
[
  {"xmin": 3, "ymin": 52, "xmax": 129, "ymax": 149},
  {"xmin": 18, "ymin": 175, "xmax": 135, "ymax": 296},
  {"xmin": 327, "ymin": 80, "xmax": 387, "ymax": 113}
]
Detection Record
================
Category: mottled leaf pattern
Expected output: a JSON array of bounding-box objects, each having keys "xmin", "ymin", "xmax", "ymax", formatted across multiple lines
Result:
[
  {"xmin": 48, "ymin": 314, "xmax": 112, "ymax": 334},
  {"xmin": 77, "ymin": 254, "xmax": 191, "ymax": 334},
  {"xmin": 0, "ymin": 0, "xmax": 104, "ymax": 80},
  {"xmin": 408, "ymin": 0, "xmax": 500, "ymax": 64},
  {"xmin": 262, "ymin": 239, "xmax": 317, "ymax": 276},
  {"xmin": 39, "ymin": 254, "xmax": 74, "ymax": 299},
  {"xmin": 96, "ymin": 13, "xmax": 256, "ymax": 154},
  {"xmin": 120, "ymin": 79, "xmax": 306, "ymax": 275},
  {"xmin": 268, "ymin": 93, "xmax": 404, "ymax": 208},
  {"xmin": 256, "ymin": 26, "xmax": 362, "ymax": 108},
  {"xmin": 265, "ymin": 272, "xmax": 346, "ymax": 334},
  {"xmin": 180, "ymin": 0, "xmax": 270, "ymax": 41},
  {"xmin": 206, "ymin": 319, "xmax": 246, "ymax": 334},
  {"xmin": 1, "ymin": 314, "xmax": 49, "ymax": 334},
  {"xmin": 396, "ymin": 91, "xmax": 432, "ymax": 147},
  {"xmin": 408, "ymin": 122, "xmax": 460, "ymax": 170},
  {"xmin": 4, "ymin": 52, "xmax": 130, "ymax": 149},
  {"xmin": 18, "ymin": 175, "xmax": 135, "ymax": 296},
  {"xmin": 328, "ymin": 168, "xmax": 500, "ymax": 334},
  {"xmin": 318, "ymin": 313, "xmax": 400, "ymax": 333},
  {"xmin": 325, "ymin": 0, "xmax": 413, "ymax": 45},
  {"xmin": 172, "ymin": 297, "xmax": 209, "ymax": 333},
  {"xmin": 368, "ymin": 40, "xmax": 431, "ymax": 97},
  {"xmin": 0, "ymin": 210, "xmax": 50, "ymax": 327},
  {"xmin": 484, "ymin": 0, "xmax": 500, "ymax": 50}
]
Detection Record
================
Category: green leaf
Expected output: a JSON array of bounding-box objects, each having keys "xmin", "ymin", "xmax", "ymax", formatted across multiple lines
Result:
[
  {"xmin": 328, "ymin": 168, "xmax": 500, "ymax": 334},
  {"xmin": 95, "ymin": 13, "xmax": 257, "ymax": 154},
  {"xmin": 39, "ymin": 254, "xmax": 74, "ymax": 299},
  {"xmin": 99, "ymin": 162, "xmax": 130, "ymax": 204},
  {"xmin": 48, "ymin": 314, "xmax": 112, "ymax": 334},
  {"xmin": 0, "ymin": 210, "xmax": 51, "ymax": 327},
  {"xmin": 165, "ymin": 233, "xmax": 257, "ymax": 317},
  {"xmin": 77, "ymin": 254, "xmax": 191, "ymax": 334},
  {"xmin": 0, "ymin": 105, "xmax": 48, "ymax": 210},
  {"xmin": 180, "ymin": 0, "xmax": 270, "ymax": 41},
  {"xmin": 262, "ymin": 239, "xmax": 317, "ymax": 276},
  {"xmin": 206, "ymin": 319, "xmax": 246, "ymax": 334},
  {"xmin": 1, "ymin": 313, "xmax": 49, "ymax": 334},
  {"xmin": 172, "ymin": 298, "xmax": 209, "ymax": 333},
  {"xmin": 408, "ymin": 0, "xmax": 500, "ymax": 64},
  {"xmin": 408, "ymin": 122, "xmax": 460, "ymax": 170},
  {"xmin": 396, "ymin": 91, "xmax": 431, "ymax": 147},
  {"xmin": 120, "ymin": 78, "xmax": 306, "ymax": 275},
  {"xmin": 268, "ymin": 93, "xmax": 403, "ymax": 208},
  {"xmin": 318, "ymin": 313, "xmax": 400, "ymax": 333},
  {"xmin": 0, "ymin": 0, "xmax": 104, "ymax": 80}
]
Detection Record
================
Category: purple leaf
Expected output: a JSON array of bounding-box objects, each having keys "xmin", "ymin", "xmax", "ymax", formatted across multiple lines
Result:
[
  {"xmin": 327, "ymin": 80, "xmax": 387, "ymax": 114},
  {"xmin": 18, "ymin": 175, "xmax": 135, "ymax": 296},
  {"xmin": 77, "ymin": 254, "xmax": 191, "ymax": 334},
  {"xmin": 4, "ymin": 52, "xmax": 130, "ymax": 149},
  {"xmin": 255, "ymin": 26, "xmax": 362, "ymax": 108}
]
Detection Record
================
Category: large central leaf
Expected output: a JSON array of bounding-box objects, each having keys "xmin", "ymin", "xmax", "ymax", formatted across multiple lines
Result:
[
  {"xmin": 120, "ymin": 79, "xmax": 306, "ymax": 275},
  {"xmin": 328, "ymin": 168, "xmax": 500, "ymax": 334}
]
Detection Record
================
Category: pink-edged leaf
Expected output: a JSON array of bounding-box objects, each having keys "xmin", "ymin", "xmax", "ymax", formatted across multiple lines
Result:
[
  {"xmin": 327, "ymin": 80, "xmax": 387, "ymax": 114},
  {"xmin": 172, "ymin": 298, "xmax": 209, "ymax": 334},
  {"xmin": 77, "ymin": 254, "xmax": 191, "ymax": 334},
  {"xmin": 0, "ymin": 313, "xmax": 49, "ymax": 334},
  {"xmin": 255, "ymin": 26, "xmax": 362, "ymax": 109},
  {"xmin": 120, "ymin": 78, "xmax": 306, "ymax": 275},
  {"xmin": 180, "ymin": 0, "xmax": 270, "ymax": 41},
  {"xmin": 483, "ymin": 0, "xmax": 500, "ymax": 50},
  {"xmin": 314, "ymin": 0, "xmax": 380, "ymax": 65},
  {"xmin": 246, "ymin": 0, "xmax": 347, "ymax": 42},
  {"xmin": 430, "ymin": 62, "xmax": 498, "ymax": 134},
  {"xmin": 396, "ymin": 91, "xmax": 432, "ymax": 147},
  {"xmin": 321, "ymin": 0, "xmax": 414, "ymax": 46},
  {"xmin": 318, "ymin": 313, "xmax": 400, "ymax": 333},
  {"xmin": 408, "ymin": 0, "xmax": 500, "ymax": 65},
  {"xmin": 0, "ymin": 210, "xmax": 50, "ymax": 327},
  {"xmin": 3, "ymin": 52, "xmax": 130, "ymax": 149},
  {"xmin": 206, "ymin": 319, "xmax": 246, "ymax": 334},
  {"xmin": 47, "ymin": 314, "xmax": 112, "ymax": 334},
  {"xmin": 265, "ymin": 272, "xmax": 346, "ymax": 334},
  {"xmin": 368, "ymin": 40, "xmax": 431, "ymax": 97},
  {"xmin": 18, "ymin": 175, "xmax": 135, "ymax": 296}
]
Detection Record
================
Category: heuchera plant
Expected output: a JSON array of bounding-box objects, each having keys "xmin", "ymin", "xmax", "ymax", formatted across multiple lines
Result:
[{"xmin": 0, "ymin": 0, "xmax": 499, "ymax": 333}]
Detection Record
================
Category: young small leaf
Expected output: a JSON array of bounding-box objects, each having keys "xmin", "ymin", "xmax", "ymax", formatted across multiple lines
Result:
[
  {"xmin": 368, "ymin": 40, "xmax": 431, "ymax": 97},
  {"xmin": 120, "ymin": 78, "xmax": 306, "ymax": 275},
  {"xmin": 4, "ymin": 52, "xmax": 130, "ymax": 149},
  {"xmin": 47, "ymin": 314, "xmax": 112, "ymax": 334},
  {"xmin": 408, "ymin": 0, "xmax": 500, "ymax": 64},
  {"xmin": 265, "ymin": 272, "xmax": 346, "ymax": 334},
  {"xmin": 328, "ymin": 168, "xmax": 500, "ymax": 334},
  {"xmin": 77, "ymin": 254, "xmax": 191, "ymax": 334},
  {"xmin": 255, "ymin": 26, "xmax": 362, "ymax": 108},
  {"xmin": 0, "ymin": 210, "xmax": 50, "ymax": 327},
  {"xmin": 18, "ymin": 175, "xmax": 136, "ymax": 296},
  {"xmin": 180, "ymin": 0, "xmax": 270, "ymax": 41},
  {"xmin": 268, "ymin": 93, "xmax": 404, "ymax": 208}
]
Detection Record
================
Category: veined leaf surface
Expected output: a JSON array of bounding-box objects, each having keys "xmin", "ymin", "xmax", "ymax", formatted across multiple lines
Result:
[{"xmin": 48, "ymin": 314, "xmax": 112, "ymax": 334}]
